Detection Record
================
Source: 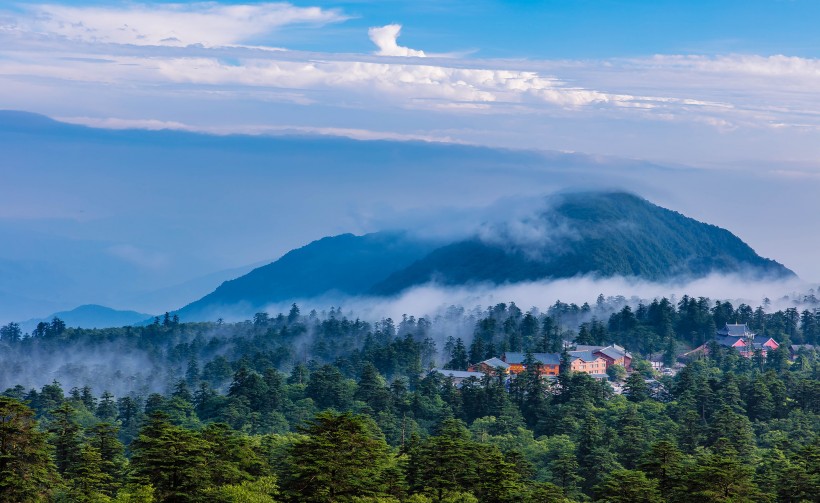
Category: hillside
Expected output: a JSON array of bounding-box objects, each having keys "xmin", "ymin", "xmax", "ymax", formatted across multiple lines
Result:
[
  {"xmin": 175, "ymin": 232, "xmax": 440, "ymax": 320},
  {"xmin": 370, "ymin": 192, "xmax": 793, "ymax": 294},
  {"xmin": 177, "ymin": 192, "xmax": 794, "ymax": 320}
]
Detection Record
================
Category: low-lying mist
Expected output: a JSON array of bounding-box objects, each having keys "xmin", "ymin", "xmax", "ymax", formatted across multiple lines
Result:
[
  {"xmin": 2, "ymin": 272, "xmax": 815, "ymax": 400},
  {"xmin": 263, "ymin": 272, "xmax": 813, "ymax": 325}
]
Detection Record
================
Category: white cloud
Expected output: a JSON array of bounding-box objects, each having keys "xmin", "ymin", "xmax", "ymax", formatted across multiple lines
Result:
[
  {"xmin": 55, "ymin": 115, "xmax": 466, "ymax": 143},
  {"xmin": 16, "ymin": 2, "xmax": 347, "ymax": 47},
  {"xmin": 368, "ymin": 24, "xmax": 425, "ymax": 57},
  {"xmin": 150, "ymin": 57, "xmax": 623, "ymax": 108},
  {"xmin": 646, "ymin": 54, "xmax": 820, "ymax": 79},
  {"xmin": 262, "ymin": 273, "xmax": 811, "ymax": 327}
]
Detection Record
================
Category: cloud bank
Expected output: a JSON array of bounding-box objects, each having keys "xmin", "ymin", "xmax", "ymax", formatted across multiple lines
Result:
[
  {"xmin": 2, "ymin": 2, "xmax": 820, "ymax": 167},
  {"xmin": 262, "ymin": 273, "xmax": 814, "ymax": 327}
]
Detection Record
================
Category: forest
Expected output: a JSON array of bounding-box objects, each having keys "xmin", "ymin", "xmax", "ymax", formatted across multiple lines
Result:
[{"xmin": 1, "ymin": 292, "xmax": 818, "ymax": 502}]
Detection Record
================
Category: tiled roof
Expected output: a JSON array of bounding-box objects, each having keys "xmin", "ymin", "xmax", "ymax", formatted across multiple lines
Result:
[
  {"xmin": 598, "ymin": 347, "xmax": 626, "ymax": 360},
  {"xmin": 569, "ymin": 350, "xmax": 598, "ymax": 362},
  {"xmin": 715, "ymin": 336, "xmax": 746, "ymax": 347},
  {"xmin": 503, "ymin": 352, "xmax": 561, "ymax": 366},
  {"xmin": 479, "ymin": 357, "xmax": 510, "ymax": 369},
  {"xmin": 718, "ymin": 323, "xmax": 753, "ymax": 337},
  {"xmin": 431, "ymin": 369, "xmax": 485, "ymax": 379},
  {"xmin": 575, "ymin": 344, "xmax": 632, "ymax": 360}
]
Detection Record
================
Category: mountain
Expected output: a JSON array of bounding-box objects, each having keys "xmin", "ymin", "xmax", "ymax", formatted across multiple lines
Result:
[
  {"xmin": 19, "ymin": 304, "xmax": 153, "ymax": 332},
  {"xmin": 177, "ymin": 192, "xmax": 794, "ymax": 320},
  {"xmin": 175, "ymin": 232, "xmax": 440, "ymax": 320},
  {"xmin": 370, "ymin": 192, "xmax": 793, "ymax": 294}
]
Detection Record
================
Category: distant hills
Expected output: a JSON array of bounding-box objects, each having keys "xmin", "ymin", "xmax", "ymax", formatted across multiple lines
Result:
[
  {"xmin": 19, "ymin": 304, "xmax": 152, "ymax": 332},
  {"xmin": 175, "ymin": 192, "xmax": 794, "ymax": 321}
]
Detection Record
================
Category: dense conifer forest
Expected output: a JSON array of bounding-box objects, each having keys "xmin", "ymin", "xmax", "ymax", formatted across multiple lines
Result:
[{"xmin": 1, "ymin": 293, "xmax": 818, "ymax": 502}]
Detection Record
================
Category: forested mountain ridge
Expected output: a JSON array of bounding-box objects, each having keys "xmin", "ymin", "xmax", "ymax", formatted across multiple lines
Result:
[
  {"xmin": 371, "ymin": 192, "xmax": 792, "ymax": 294},
  {"xmin": 178, "ymin": 192, "xmax": 793, "ymax": 320},
  {"xmin": 175, "ymin": 231, "xmax": 440, "ymax": 320}
]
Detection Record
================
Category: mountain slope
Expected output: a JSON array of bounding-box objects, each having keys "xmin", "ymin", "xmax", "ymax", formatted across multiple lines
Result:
[
  {"xmin": 370, "ymin": 192, "xmax": 792, "ymax": 294},
  {"xmin": 175, "ymin": 232, "xmax": 439, "ymax": 320},
  {"xmin": 178, "ymin": 192, "xmax": 793, "ymax": 320}
]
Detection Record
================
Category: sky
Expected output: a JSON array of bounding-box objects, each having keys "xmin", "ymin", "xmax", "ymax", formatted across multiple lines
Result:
[{"xmin": 1, "ymin": 0, "xmax": 819, "ymax": 321}]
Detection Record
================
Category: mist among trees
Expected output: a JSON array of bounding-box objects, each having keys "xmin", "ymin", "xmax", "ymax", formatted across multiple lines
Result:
[{"xmin": 1, "ymin": 291, "xmax": 819, "ymax": 501}]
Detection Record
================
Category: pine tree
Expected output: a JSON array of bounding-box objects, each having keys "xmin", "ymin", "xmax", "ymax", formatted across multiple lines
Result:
[
  {"xmin": 685, "ymin": 440, "xmax": 758, "ymax": 502},
  {"xmin": 0, "ymin": 397, "xmax": 58, "ymax": 502},
  {"xmin": 446, "ymin": 338, "xmax": 469, "ymax": 370},
  {"xmin": 623, "ymin": 373, "xmax": 649, "ymax": 402},
  {"xmin": 96, "ymin": 391, "xmax": 118, "ymax": 422},
  {"xmin": 67, "ymin": 444, "xmax": 112, "ymax": 502},
  {"xmin": 594, "ymin": 469, "xmax": 663, "ymax": 503},
  {"xmin": 49, "ymin": 402, "xmax": 83, "ymax": 477},
  {"xmin": 88, "ymin": 422, "xmax": 125, "ymax": 495},
  {"xmin": 410, "ymin": 418, "xmax": 478, "ymax": 502},
  {"xmin": 130, "ymin": 412, "xmax": 210, "ymax": 502},
  {"xmin": 282, "ymin": 411, "xmax": 391, "ymax": 502},
  {"xmin": 640, "ymin": 441, "xmax": 685, "ymax": 500}
]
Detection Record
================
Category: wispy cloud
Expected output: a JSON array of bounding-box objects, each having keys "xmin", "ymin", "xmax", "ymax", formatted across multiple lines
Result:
[
  {"xmin": 55, "ymin": 115, "xmax": 467, "ymax": 143},
  {"xmin": 11, "ymin": 2, "xmax": 347, "ymax": 48},
  {"xmin": 106, "ymin": 244, "xmax": 169, "ymax": 270},
  {"xmin": 2, "ymin": 3, "xmax": 820, "ymax": 168}
]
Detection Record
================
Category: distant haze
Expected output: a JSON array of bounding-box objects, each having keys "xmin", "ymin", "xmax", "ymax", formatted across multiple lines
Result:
[{"xmin": 1, "ymin": 113, "xmax": 819, "ymax": 323}]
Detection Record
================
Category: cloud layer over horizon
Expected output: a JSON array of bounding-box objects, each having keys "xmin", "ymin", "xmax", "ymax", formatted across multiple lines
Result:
[
  {"xmin": 0, "ymin": 1, "xmax": 819, "ymax": 168},
  {"xmin": 2, "ymin": 1, "xmax": 820, "ymax": 321}
]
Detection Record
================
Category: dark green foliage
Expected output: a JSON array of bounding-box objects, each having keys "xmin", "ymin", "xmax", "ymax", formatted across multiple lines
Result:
[
  {"xmin": 281, "ymin": 410, "xmax": 391, "ymax": 502},
  {"xmin": 0, "ymin": 397, "xmax": 57, "ymax": 502},
  {"xmin": 594, "ymin": 469, "xmax": 663, "ymax": 503},
  {"xmin": 1, "ymin": 288, "xmax": 819, "ymax": 502},
  {"xmin": 129, "ymin": 412, "xmax": 211, "ymax": 502}
]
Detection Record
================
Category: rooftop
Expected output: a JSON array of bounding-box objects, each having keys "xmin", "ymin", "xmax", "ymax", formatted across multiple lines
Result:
[
  {"xmin": 503, "ymin": 352, "xmax": 561, "ymax": 366},
  {"xmin": 569, "ymin": 350, "xmax": 598, "ymax": 362},
  {"xmin": 718, "ymin": 323, "xmax": 754, "ymax": 338},
  {"xmin": 479, "ymin": 357, "xmax": 510, "ymax": 369},
  {"xmin": 431, "ymin": 369, "xmax": 485, "ymax": 379}
]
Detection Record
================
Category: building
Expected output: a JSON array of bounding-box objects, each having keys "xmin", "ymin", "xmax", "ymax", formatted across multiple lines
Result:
[
  {"xmin": 575, "ymin": 344, "xmax": 633, "ymax": 370},
  {"xmin": 715, "ymin": 323, "xmax": 779, "ymax": 357},
  {"xmin": 430, "ymin": 369, "xmax": 486, "ymax": 387},
  {"xmin": 568, "ymin": 350, "xmax": 609, "ymax": 377},
  {"xmin": 685, "ymin": 323, "xmax": 779, "ymax": 359},
  {"xmin": 468, "ymin": 357, "xmax": 511, "ymax": 375},
  {"xmin": 501, "ymin": 352, "xmax": 561, "ymax": 376},
  {"xmin": 789, "ymin": 344, "xmax": 817, "ymax": 360}
]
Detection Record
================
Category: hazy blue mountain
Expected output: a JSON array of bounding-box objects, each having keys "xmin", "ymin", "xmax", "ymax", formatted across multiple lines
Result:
[
  {"xmin": 19, "ymin": 304, "xmax": 153, "ymax": 332},
  {"xmin": 175, "ymin": 232, "xmax": 440, "ymax": 320},
  {"xmin": 177, "ymin": 192, "xmax": 793, "ymax": 320},
  {"xmin": 370, "ymin": 192, "xmax": 793, "ymax": 294}
]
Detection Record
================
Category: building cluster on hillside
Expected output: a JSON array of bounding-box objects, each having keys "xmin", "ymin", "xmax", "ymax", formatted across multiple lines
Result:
[
  {"xmin": 432, "ymin": 344, "xmax": 632, "ymax": 386},
  {"xmin": 684, "ymin": 323, "xmax": 780, "ymax": 359},
  {"xmin": 431, "ymin": 323, "xmax": 812, "ymax": 387}
]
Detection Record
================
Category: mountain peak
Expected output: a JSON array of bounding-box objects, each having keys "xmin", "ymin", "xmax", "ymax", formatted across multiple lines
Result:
[{"xmin": 175, "ymin": 191, "xmax": 793, "ymax": 320}]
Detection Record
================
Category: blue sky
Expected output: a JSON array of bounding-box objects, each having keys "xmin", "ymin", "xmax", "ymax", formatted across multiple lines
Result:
[
  {"xmin": 1, "ymin": 0, "xmax": 819, "ymax": 320},
  {"xmin": 53, "ymin": 0, "xmax": 818, "ymax": 58},
  {"xmin": 282, "ymin": 0, "xmax": 820, "ymax": 58}
]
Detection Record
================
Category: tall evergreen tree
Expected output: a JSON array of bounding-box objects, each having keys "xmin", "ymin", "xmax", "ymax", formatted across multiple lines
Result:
[
  {"xmin": 282, "ymin": 411, "xmax": 391, "ymax": 502},
  {"xmin": 0, "ymin": 398, "xmax": 58, "ymax": 502}
]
